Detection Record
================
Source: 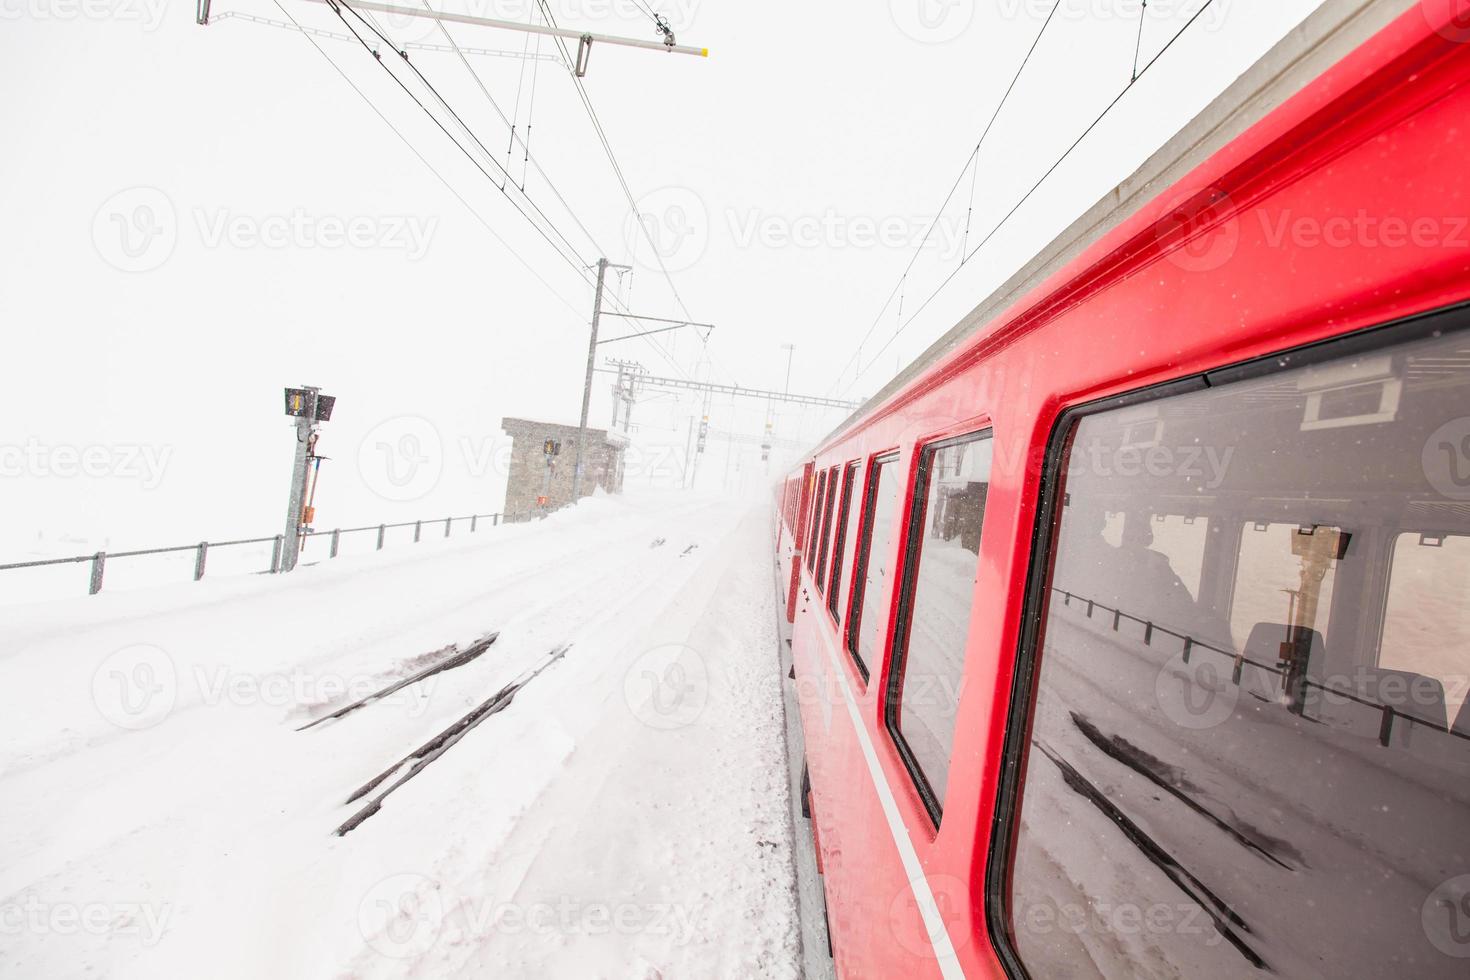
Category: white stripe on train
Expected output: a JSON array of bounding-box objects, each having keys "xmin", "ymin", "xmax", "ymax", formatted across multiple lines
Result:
[{"xmin": 813, "ymin": 626, "xmax": 966, "ymax": 979}]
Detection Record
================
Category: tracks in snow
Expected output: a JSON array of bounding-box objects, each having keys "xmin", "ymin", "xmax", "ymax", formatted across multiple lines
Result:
[
  {"xmin": 333, "ymin": 643, "xmax": 572, "ymax": 837},
  {"xmin": 296, "ymin": 632, "xmax": 500, "ymax": 731}
]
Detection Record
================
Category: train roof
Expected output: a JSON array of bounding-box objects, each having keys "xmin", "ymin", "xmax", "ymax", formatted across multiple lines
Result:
[{"xmin": 815, "ymin": 0, "xmax": 1418, "ymax": 453}]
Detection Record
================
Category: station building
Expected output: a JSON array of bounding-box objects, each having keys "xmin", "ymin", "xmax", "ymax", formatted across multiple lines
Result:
[{"xmin": 500, "ymin": 417, "xmax": 627, "ymax": 521}]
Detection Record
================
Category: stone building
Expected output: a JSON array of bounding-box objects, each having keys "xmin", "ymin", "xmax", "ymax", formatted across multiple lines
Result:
[{"xmin": 500, "ymin": 417, "xmax": 626, "ymax": 521}]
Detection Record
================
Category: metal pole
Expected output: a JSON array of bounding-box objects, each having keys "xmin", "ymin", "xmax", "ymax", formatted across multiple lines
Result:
[
  {"xmin": 610, "ymin": 361, "xmax": 624, "ymax": 430},
  {"xmin": 89, "ymin": 552, "xmax": 106, "ymax": 595},
  {"xmin": 681, "ymin": 415, "xmax": 695, "ymax": 489},
  {"xmin": 296, "ymin": 0, "xmax": 710, "ymax": 58},
  {"xmin": 573, "ymin": 258, "xmax": 609, "ymax": 502},
  {"xmin": 281, "ymin": 387, "xmax": 317, "ymax": 574}
]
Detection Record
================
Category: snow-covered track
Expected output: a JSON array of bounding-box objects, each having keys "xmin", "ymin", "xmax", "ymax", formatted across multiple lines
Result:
[
  {"xmin": 295, "ymin": 632, "xmax": 499, "ymax": 731},
  {"xmin": 334, "ymin": 642, "xmax": 571, "ymax": 836}
]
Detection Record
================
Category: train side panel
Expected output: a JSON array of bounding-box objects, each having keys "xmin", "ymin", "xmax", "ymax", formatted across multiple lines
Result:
[{"xmin": 785, "ymin": 6, "xmax": 1470, "ymax": 977}]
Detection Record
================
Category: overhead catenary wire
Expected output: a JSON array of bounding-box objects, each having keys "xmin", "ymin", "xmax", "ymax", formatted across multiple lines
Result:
[
  {"xmin": 825, "ymin": 0, "xmax": 1064, "ymax": 396},
  {"xmin": 266, "ymin": 0, "xmax": 589, "ymax": 324},
  {"xmin": 534, "ymin": 0, "xmax": 732, "ymax": 386},
  {"xmin": 270, "ymin": 0, "xmax": 713, "ymax": 384},
  {"xmin": 260, "ymin": 0, "xmax": 705, "ymax": 387},
  {"xmin": 516, "ymin": 20, "xmax": 544, "ymax": 190},
  {"xmin": 1132, "ymin": 0, "xmax": 1149, "ymax": 81},
  {"xmin": 415, "ymin": 0, "xmax": 611, "ymax": 259},
  {"xmin": 334, "ymin": 0, "xmax": 596, "ymax": 276},
  {"xmin": 374, "ymin": 0, "xmax": 704, "ymax": 382},
  {"xmin": 840, "ymin": 0, "xmax": 1219, "ymax": 397},
  {"xmin": 211, "ymin": 10, "xmax": 562, "ymax": 61}
]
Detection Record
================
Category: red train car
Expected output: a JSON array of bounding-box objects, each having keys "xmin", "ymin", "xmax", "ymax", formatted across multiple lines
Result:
[{"xmin": 777, "ymin": 2, "xmax": 1470, "ymax": 977}]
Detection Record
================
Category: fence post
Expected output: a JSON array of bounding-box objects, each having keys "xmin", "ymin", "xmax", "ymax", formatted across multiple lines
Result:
[
  {"xmin": 444, "ymin": 517, "xmax": 452, "ymax": 538},
  {"xmin": 89, "ymin": 552, "xmax": 106, "ymax": 595},
  {"xmin": 194, "ymin": 542, "xmax": 208, "ymax": 581},
  {"xmin": 330, "ymin": 529, "xmax": 341, "ymax": 558},
  {"xmin": 376, "ymin": 524, "xmax": 385, "ymax": 550},
  {"xmin": 414, "ymin": 520, "xmax": 422, "ymax": 543},
  {"xmin": 493, "ymin": 513, "xmax": 500, "ymax": 526},
  {"xmin": 271, "ymin": 535, "xmax": 283, "ymax": 573},
  {"xmin": 471, "ymin": 514, "xmax": 478, "ymax": 532}
]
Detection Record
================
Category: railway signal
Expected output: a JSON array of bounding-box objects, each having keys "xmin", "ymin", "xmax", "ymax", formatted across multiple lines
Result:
[
  {"xmin": 280, "ymin": 385, "xmax": 334, "ymax": 573},
  {"xmin": 538, "ymin": 438, "xmax": 561, "ymax": 512}
]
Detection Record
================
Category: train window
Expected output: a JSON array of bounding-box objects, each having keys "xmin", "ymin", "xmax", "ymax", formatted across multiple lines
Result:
[
  {"xmin": 815, "ymin": 466, "xmax": 839, "ymax": 593},
  {"xmin": 829, "ymin": 462, "xmax": 860, "ymax": 623},
  {"xmin": 1381, "ymin": 533, "xmax": 1470, "ymax": 732},
  {"xmin": 1001, "ymin": 320, "xmax": 1470, "ymax": 980},
  {"xmin": 806, "ymin": 470, "xmax": 826, "ymax": 573},
  {"xmin": 1147, "ymin": 513, "xmax": 1210, "ymax": 599},
  {"xmin": 1229, "ymin": 522, "xmax": 1340, "ymax": 653},
  {"xmin": 885, "ymin": 430, "xmax": 991, "ymax": 821},
  {"xmin": 848, "ymin": 453, "xmax": 901, "ymax": 680}
]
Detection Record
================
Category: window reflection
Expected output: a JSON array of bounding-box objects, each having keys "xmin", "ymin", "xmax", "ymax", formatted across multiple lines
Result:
[
  {"xmin": 889, "ymin": 432, "xmax": 991, "ymax": 817},
  {"xmin": 1009, "ymin": 328, "xmax": 1470, "ymax": 979}
]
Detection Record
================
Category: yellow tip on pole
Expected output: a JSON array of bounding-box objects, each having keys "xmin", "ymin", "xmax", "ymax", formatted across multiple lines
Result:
[{"xmin": 701, "ymin": 47, "xmax": 709, "ymax": 57}]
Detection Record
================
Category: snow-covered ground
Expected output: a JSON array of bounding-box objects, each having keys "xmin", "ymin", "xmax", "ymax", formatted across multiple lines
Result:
[{"xmin": 0, "ymin": 491, "xmax": 801, "ymax": 979}]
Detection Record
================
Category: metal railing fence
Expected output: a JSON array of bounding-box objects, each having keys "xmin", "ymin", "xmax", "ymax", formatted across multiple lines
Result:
[{"xmin": 1, "ymin": 511, "xmax": 538, "ymax": 598}]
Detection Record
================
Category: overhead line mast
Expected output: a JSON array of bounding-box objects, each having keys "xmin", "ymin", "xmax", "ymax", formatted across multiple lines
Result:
[{"xmin": 201, "ymin": 0, "xmax": 711, "ymax": 66}]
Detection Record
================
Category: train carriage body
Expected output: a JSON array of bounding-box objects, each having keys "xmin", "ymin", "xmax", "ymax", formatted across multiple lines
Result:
[{"xmin": 778, "ymin": 3, "xmax": 1470, "ymax": 976}]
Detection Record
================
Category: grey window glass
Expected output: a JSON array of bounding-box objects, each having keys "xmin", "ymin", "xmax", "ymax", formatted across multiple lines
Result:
[
  {"xmin": 816, "ymin": 466, "xmax": 839, "ymax": 593},
  {"xmin": 851, "ymin": 455, "xmax": 901, "ymax": 678},
  {"xmin": 1381, "ymin": 532, "xmax": 1470, "ymax": 730},
  {"xmin": 888, "ymin": 431, "xmax": 991, "ymax": 817},
  {"xmin": 830, "ymin": 462, "xmax": 860, "ymax": 622},
  {"xmin": 806, "ymin": 470, "xmax": 826, "ymax": 573},
  {"xmin": 1007, "ymin": 326, "xmax": 1470, "ymax": 979}
]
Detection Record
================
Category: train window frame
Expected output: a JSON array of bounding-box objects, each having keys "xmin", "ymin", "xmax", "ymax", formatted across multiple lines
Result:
[
  {"xmin": 984, "ymin": 299, "xmax": 1470, "ymax": 980},
  {"xmin": 815, "ymin": 465, "xmax": 840, "ymax": 594},
  {"xmin": 845, "ymin": 451, "xmax": 901, "ymax": 684},
  {"xmin": 828, "ymin": 461, "xmax": 860, "ymax": 625},
  {"xmin": 806, "ymin": 468, "xmax": 827, "ymax": 574},
  {"xmin": 883, "ymin": 428, "xmax": 993, "ymax": 827}
]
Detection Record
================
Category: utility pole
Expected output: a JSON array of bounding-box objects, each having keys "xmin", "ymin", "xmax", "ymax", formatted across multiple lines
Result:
[
  {"xmin": 765, "ymin": 343, "xmax": 795, "ymax": 468},
  {"xmin": 574, "ymin": 259, "xmax": 625, "ymax": 500},
  {"xmin": 690, "ymin": 388, "xmax": 712, "ymax": 490},
  {"xmin": 680, "ymin": 415, "xmax": 695, "ymax": 489},
  {"xmin": 607, "ymin": 358, "xmax": 644, "ymax": 433},
  {"xmin": 280, "ymin": 385, "xmax": 335, "ymax": 573},
  {"xmin": 574, "ymin": 262, "xmax": 707, "ymax": 500}
]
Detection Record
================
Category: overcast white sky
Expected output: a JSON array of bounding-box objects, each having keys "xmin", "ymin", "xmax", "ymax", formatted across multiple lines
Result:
[{"xmin": 0, "ymin": 0, "xmax": 1324, "ymax": 557}]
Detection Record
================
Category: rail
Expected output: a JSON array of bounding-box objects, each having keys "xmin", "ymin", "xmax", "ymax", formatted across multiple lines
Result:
[
  {"xmin": 1053, "ymin": 588, "xmax": 1470, "ymax": 748},
  {"xmin": 1, "ymin": 511, "xmax": 539, "ymax": 597}
]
